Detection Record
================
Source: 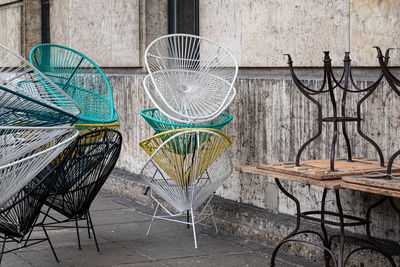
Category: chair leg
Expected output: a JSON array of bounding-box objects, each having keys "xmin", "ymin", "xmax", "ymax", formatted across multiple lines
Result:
[
  {"xmin": 42, "ymin": 225, "xmax": 59, "ymax": 262},
  {"xmin": 87, "ymin": 211, "xmax": 100, "ymax": 252},
  {"xmin": 75, "ymin": 218, "xmax": 81, "ymax": 250},
  {"xmin": 86, "ymin": 213, "xmax": 91, "ymax": 239},
  {"xmin": 24, "ymin": 214, "xmax": 41, "ymax": 247},
  {"xmin": 0, "ymin": 235, "xmax": 6, "ymax": 264},
  {"xmin": 187, "ymin": 210, "xmax": 190, "ymax": 229},
  {"xmin": 146, "ymin": 203, "xmax": 159, "ymax": 237},
  {"xmin": 190, "ymin": 208, "xmax": 198, "ymax": 248}
]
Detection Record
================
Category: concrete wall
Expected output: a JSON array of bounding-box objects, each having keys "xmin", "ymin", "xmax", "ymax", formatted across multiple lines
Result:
[
  {"xmin": 0, "ymin": 0, "xmax": 23, "ymax": 55},
  {"xmin": 50, "ymin": 0, "xmax": 141, "ymax": 67},
  {"xmin": 200, "ymin": 0, "xmax": 400, "ymax": 67},
  {"xmin": 0, "ymin": 0, "xmax": 41, "ymax": 58}
]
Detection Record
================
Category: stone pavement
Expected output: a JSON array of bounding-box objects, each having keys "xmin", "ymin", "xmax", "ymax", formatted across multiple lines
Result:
[{"xmin": 2, "ymin": 191, "xmax": 321, "ymax": 267}]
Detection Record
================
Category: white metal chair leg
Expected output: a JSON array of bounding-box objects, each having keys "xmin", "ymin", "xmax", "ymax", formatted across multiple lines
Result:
[
  {"xmin": 209, "ymin": 205, "xmax": 218, "ymax": 233},
  {"xmin": 146, "ymin": 203, "xmax": 159, "ymax": 237},
  {"xmin": 190, "ymin": 208, "xmax": 198, "ymax": 248}
]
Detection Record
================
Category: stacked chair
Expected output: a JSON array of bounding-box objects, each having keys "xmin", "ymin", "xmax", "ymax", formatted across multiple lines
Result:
[
  {"xmin": 139, "ymin": 34, "xmax": 238, "ymax": 248},
  {"xmin": 0, "ymin": 43, "xmax": 80, "ymax": 263},
  {"xmin": 29, "ymin": 44, "xmax": 122, "ymax": 252},
  {"xmin": 0, "ymin": 42, "xmax": 121, "ymax": 264}
]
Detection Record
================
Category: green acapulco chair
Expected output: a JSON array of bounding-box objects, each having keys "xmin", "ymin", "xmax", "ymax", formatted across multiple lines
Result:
[
  {"xmin": 30, "ymin": 44, "xmax": 118, "ymax": 124},
  {"xmin": 0, "ymin": 43, "xmax": 80, "ymax": 126},
  {"xmin": 140, "ymin": 108, "xmax": 232, "ymax": 134}
]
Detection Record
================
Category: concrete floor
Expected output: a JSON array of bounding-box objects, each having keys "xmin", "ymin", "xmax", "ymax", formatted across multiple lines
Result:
[{"xmin": 2, "ymin": 191, "xmax": 321, "ymax": 267}]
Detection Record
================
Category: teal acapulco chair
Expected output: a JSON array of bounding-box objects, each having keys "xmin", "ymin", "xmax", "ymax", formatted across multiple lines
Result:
[
  {"xmin": 140, "ymin": 107, "xmax": 233, "ymax": 134},
  {"xmin": 30, "ymin": 44, "xmax": 118, "ymax": 124},
  {"xmin": 0, "ymin": 43, "xmax": 80, "ymax": 126}
]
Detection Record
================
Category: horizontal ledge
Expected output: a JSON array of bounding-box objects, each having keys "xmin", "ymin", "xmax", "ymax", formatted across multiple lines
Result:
[{"xmin": 322, "ymin": 117, "xmax": 358, "ymax": 122}]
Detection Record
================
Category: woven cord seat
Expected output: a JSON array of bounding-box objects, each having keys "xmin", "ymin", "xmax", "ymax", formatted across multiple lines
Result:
[
  {"xmin": 0, "ymin": 43, "xmax": 80, "ymax": 126},
  {"xmin": 140, "ymin": 108, "xmax": 232, "ymax": 133},
  {"xmin": 144, "ymin": 34, "xmax": 238, "ymax": 123},
  {"xmin": 139, "ymin": 128, "xmax": 233, "ymax": 248},
  {"xmin": 30, "ymin": 44, "xmax": 118, "ymax": 124},
  {"xmin": 0, "ymin": 126, "xmax": 78, "ymax": 209}
]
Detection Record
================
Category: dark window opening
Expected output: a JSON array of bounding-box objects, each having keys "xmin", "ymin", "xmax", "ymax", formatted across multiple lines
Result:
[
  {"xmin": 168, "ymin": 0, "xmax": 199, "ymax": 35},
  {"xmin": 41, "ymin": 0, "xmax": 50, "ymax": 43}
]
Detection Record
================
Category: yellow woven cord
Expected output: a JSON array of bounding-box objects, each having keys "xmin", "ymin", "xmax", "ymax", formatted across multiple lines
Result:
[
  {"xmin": 74, "ymin": 121, "xmax": 120, "ymax": 132},
  {"xmin": 139, "ymin": 128, "xmax": 231, "ymax": 186},
  {"xmin": 73, "ymin": 121, "xmax": 120, "ymax": 144},
  {"xmin": 45, "ymin": 123, "xmax": 120, "ymax": 165}
]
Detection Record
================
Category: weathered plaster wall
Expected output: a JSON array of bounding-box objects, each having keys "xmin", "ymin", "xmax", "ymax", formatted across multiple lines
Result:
[
  {"xmin": 109, "ymin": 72, "xmax": 400, "ymax": 242},
  {"xmin": 0, "ymin": 0, "xmax": 23, "ymax": 54},
  {"xmin": 50, "ymin": 0, "xmax": 141, "ymax": 67},
  {"xmin": 145, "ymin": 0, "xmax": 168, "ymax": 48},
  {"xmin": 0, "ymin": 0, "xmax": 41, "ymax": 58},
  {"xmin": 24, "ymin": 0, "xmax": 41, "ymax": 57},
  {"xmin": 200, "ymin": 0, "xmax": 400, "ymax": 67}
]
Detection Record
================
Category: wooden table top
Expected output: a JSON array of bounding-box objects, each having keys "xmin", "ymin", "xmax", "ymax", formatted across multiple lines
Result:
[
  {"xmin": 236, "ymin": 164, "xmax": 400, "ymax": 198},
  {"xmin": 256, "ymin": 158, "xmax": 400, "ymax": 180}
]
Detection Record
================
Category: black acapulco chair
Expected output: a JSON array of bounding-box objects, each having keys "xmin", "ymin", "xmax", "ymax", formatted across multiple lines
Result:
[
  {"xmin": 40, "ymin": 129, "xmax": 122, "ymax": 252},
  {"xmin": 0, "ymin": 129, "xmax": 79, "ymax": 264}
]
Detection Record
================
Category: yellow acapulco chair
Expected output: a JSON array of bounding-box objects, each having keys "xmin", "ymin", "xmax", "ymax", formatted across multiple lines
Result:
[{"xmin": 139, "ymin": 128, "xmax": 233, "ymax": 248}]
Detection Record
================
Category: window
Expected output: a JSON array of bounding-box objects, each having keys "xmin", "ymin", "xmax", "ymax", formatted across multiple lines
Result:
[
  {"xmin": 168, "ymin": 0, "xmax": 199, "ymax": 35},
  {"xmin": 41, "ymin": 0, "xmax": 50, "ymax": 43}
]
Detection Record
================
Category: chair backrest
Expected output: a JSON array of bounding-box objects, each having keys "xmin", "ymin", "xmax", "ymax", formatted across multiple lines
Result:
[
  {"xmin": 30, "ymin": 44, "xmax": 118, "ymax": 124},
  {"xmin": 0, "ymin": 43, "xmax": 80, "ymax": 126},
  {"xmin": 144, "ymin": 34, "xmax": 238, "ymax": 123},
  {"xmin": 139, "ymin": 128, "xmax": 233, "ymax": 212},
  {"xmin": 0, "ymin": 127, "xmax": 79, "ymax": 237},
  {"xmin": 46, "ymin": 129, "xmax": 122, "ymax": 218}
]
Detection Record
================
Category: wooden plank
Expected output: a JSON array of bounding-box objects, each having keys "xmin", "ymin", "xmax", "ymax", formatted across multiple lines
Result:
[
  {"xmin": 256, "ymin": 159, "xmax": 400, "ymax": 180},
  {"xmin": 342, "ymin": 174, "xmax": 400, "ymax": 191},
  {"xmin": 235, "ymin": 165, "xmax": 342, "ymax": 189},
  {"xmin": 341, "ymin": 181, "xmax": 400, "ymax": 198},
  {"xmin": 236, "ymin": 165, "xmax": 400, "ymax": 197}
]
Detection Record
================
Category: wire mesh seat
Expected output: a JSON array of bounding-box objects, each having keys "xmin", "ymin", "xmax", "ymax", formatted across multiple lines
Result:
[
  {"xmin": 0, "ymin": 131, "xmax": 78, "ymax": 264},
  {"xmin": 0, "ymin": 126, "xmax": 78, "ymax": 208},
  {"xmin": 41, "ymin": 129, "xmax": 122, "ymax": 251},
  {"xmin": 140, "ymin": 108, "xmax": 232, "ymax": 134},
  {"xmin": 30, "ymin": 44, "xmax": 118, "ymax": 124},
  {"xmin": 139, "ymin": 128, "xmax": 233, "ymax": 248},
  {"xmin": 144, "ymin": 34, "xmax": 238, "ymax": 123},
  {"xmin": 0, "ymin": 43, "xmax": 80, "ymax": 126}
]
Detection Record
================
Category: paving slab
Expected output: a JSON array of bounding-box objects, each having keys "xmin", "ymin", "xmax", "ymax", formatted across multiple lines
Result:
[{"xmin": 1, "ymin": 192, "xmax": 321, "ymax": 267}]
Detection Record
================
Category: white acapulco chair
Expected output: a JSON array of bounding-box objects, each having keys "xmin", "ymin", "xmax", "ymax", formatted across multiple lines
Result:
[
  {"xmin": 0, "ymin": 43, "xmax": 81, "ymax": 126},
  {"xmin": 0, "ymin": 126, "xmax": 78, "ymax": 208},
  {"xmin": 139, "ymin": 128, "xmax": 233, "ymax": 248},
  {"xmin": 144, "ymin": 34, "xmax": 238, "ymax": 123}
]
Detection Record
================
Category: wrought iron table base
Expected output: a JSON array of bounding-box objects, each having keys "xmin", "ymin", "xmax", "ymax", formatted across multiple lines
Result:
[{"xmin": 270, "ymin": 178, "xmax": 396, "ymax": 267}]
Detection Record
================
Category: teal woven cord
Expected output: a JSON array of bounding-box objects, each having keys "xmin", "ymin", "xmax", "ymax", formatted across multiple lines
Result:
[
  {"xmin": 140, "ymin": 108, "xmax": 232, "ymax": 133},
  {"xmin": 30, "ymin": 44, "xmax": 118, "ymax": 124}
]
